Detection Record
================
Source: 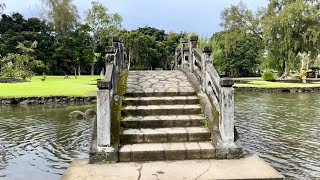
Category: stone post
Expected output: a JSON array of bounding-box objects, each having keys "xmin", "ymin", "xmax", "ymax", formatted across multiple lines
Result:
[
  {"xmin": 219, "ymin": 78, "xmax": 235, "ymax": 144},
  {"xmin": 97, "ymin": 80, "xmax": 112, "ymax": 147},
  {"xmin": 112, "ymin": 37, "xmax": 121, "ymax": 73},
  {"xmin": 190, "ymin": 36, "xmax": 198, "ymax": 72},
  {"xmin": 175, "ymin": 48, "xmax": 180, "ymax": 69},
  {"xmin": 182, "ymin": 39, "xmax": 188, "ymax": 68},
  {"xmin": 202, "ymin": 46, "xmax": 212, "ymax": 92}
]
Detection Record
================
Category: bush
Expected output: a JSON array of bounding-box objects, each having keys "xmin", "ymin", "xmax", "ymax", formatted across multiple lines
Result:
[{"xmin": 262, "ymin": 71, "xmax": 275, "ymax": 81}]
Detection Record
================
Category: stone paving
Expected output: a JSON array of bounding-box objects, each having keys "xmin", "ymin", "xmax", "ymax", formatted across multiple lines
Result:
[{"xmin": 126, "ymin": 70, "xmax": 195, "ymax": 94}]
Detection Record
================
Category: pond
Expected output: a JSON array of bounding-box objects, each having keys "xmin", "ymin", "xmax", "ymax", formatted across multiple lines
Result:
[
  {"xmin": 0, "ymin": 92, "xmax": 319, "ymax": 179},
  {"xmin": 235, "ymin": 92, "xmax": 320, "ymax": 179},
  {"xmin": 0, "ymin": 104, "xmax": 95, "ymax": 180}
]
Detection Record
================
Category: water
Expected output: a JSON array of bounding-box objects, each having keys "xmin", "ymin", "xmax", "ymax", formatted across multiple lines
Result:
[
  {"xmin": 0, "ymin": 93, "xmax": 319, "ymax": 179},
  {"xmin": 235, "ymin": 92, "xmax": 320, "ymax": 179},
  {"xmin": 0, "ymin": 104, "xmax": 95, "ymax": 180}
]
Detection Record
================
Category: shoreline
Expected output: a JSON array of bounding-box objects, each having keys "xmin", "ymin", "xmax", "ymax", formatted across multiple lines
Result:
[
  {"xmin": 234, "ymin": 86, "xmax": 320, "ymax": 92},
  {"xmin": 0, "ymin": 96, "xmax": 96, "ymax": 105},
  {"xmin": 1, "ymin": 86, "xmax": 320, "ymax": 105}
]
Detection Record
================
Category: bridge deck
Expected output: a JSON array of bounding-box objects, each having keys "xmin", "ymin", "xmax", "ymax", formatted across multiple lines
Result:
[{"xmin": 126, "ymin": 70, "xmax": 195, "ymax": 95}]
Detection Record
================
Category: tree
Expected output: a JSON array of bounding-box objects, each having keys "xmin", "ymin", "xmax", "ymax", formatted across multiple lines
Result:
[
  {"xmin": 42, "ymin": 0, "xmax": 79, "ymax": 36},
  {"xmin": 209, "ymin": 31, "xmax": 261, "ymax": 77},
  {"xmin": 220, "ymin": 2, "xmax": 263, "ymax": 52},
  {"xmin": 0, "ymin": 2, "xmax": 5, "ymax": 14},
  {"xmin": 0, "ymin": 42, "xmax": 45, "ymax": 80},
  {"xmin": 262, "ymin": 0, "xmax": 320, "ymax": 78},
  {"xmin": 0, "ymin": 13, "xmax": 54, "ymax": 73},
  {"xmin": 85, "ymin": 1, "xmax": 122, "ymax": 75}
]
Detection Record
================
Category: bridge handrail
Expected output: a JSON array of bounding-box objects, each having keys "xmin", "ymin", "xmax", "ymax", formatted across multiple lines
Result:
[
  {"xmin": 96, "ymin": 37, "xmax": 127, "ymax": 151},
  {"xmin": 175, "ymin": 36, "xmax": 236, "ymax": 147}
]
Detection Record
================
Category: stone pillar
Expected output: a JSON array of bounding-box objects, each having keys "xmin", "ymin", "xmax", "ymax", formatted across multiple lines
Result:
[
  {"xmin": 112, "ymin": 37, "xmax": 121, "ymax": 73},
  {"xmin": 219, "ymin": 78, "xmax": 235, "ymax": 144},
  {"xmin": 97, "ymin": 81, "xmax": 111, "ymax": 147},
  {"xmin": 190, "ymin": 36, "xmax": 198, "ymax": 72},
  {"xmin": 175, "ymin": 48, "xmax": 180, "ymax": 69},
  {"xmin": 202, "ymin": 46, "xmax": 212, "ymax": 92},
  {"xmin": 182, "ymin": 39, "xmax": 188, "ymax": 68}
]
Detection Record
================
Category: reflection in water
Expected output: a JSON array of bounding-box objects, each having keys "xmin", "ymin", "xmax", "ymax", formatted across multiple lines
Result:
[
  {"xmin": 0, "ymin": 104, "xmax": 95, "ymax": 180},
  {"xmin": 1, "ymin": 93, "xmax": 319, "ymax": 179},
  {"xmin": 235, "ymin": 92, "xmax": 320, "ymax": 179}
]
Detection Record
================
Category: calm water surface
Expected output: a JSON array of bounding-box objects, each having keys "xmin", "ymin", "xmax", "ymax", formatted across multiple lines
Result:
[
  {"xmin": 235, "ymin": 92, "xmax": 320, "ymax": 179},
  {"xmin": 0, "ymin": 104, "xmax": 95, "ymax": 180},
  {"xmin": 0, "ymin": 92, "xmax": 319, "ymax": 179}
]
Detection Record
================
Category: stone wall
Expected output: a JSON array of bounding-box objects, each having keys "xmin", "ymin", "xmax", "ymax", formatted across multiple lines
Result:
[{"xmin": 0, "ymin": 96, "xmax": 96, "ymax": 105}]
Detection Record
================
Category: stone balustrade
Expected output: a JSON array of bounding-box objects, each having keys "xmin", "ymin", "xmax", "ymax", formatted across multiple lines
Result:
[
  {"xmin": 90, "ymin": 37, "xmax": 128, "ymax": 163},
  {"xmin": 175, "ymin": 36, "xmax": 242, "ymax": 158}
]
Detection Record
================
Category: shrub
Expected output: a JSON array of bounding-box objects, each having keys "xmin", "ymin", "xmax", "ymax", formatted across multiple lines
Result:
[{"xmin": 262, "ymin": 71, "xmax": 275, "ymax": 81}]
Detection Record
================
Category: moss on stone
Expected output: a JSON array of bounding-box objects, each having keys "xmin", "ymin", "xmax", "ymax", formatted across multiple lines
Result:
[{"xmin": 111, "ymin": 70, "xmax": 128, "ymax": 146}]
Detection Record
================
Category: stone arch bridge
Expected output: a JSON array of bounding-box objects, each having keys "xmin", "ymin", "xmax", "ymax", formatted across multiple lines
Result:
[{"xmin": 90, "ymin": 36, "xmax": 242, "ymax": 163}]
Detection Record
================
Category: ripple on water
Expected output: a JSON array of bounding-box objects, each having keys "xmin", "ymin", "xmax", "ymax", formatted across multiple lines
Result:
[
  {"xmin": 235, "ymin": 92, "xmax": 320, "ymax": 179},
  {"xmin": 0, "ymin": 104, "xmax": 95, "ymax": 180}
]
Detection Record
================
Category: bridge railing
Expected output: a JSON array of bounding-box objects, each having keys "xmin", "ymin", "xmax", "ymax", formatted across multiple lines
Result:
[
  {"xmin": 175, "ymin": 36, "xmax": 241, "ymax": 158},
  {"xmin": 91, "ymin": 37, "xmax": 128, "ymax": 163}
]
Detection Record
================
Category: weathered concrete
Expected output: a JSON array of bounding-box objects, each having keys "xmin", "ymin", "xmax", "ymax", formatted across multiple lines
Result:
[
  {"xmin": 126, "ymin": 71, "xmax": 196, "ymax": 96},
  {"xmin": 122, "ymin": 104, "xmax": 202, "ymax": 116},
  {"xmin": 119, "ymin": 142, "xmax": 215, "ymax": 162},
  {"xmin": 121, "ymin": 115, "xmax": 205, "ymax": 128},
  {"xmin": 121, "ymin": 127, "xmax": 211, "ymax": 144},
  {"xmin": 61, "ymin": 154, "xmax": 285, "ymax": 180},
  {"xmin": 123, "ymin": 96, "xmax": 199, "ymax": 105}
]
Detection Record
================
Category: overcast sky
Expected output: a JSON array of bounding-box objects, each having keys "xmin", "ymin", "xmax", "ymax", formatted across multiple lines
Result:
[{"xmin": 2, "ymin": 0, "xmax": 268, "ymax": 36}]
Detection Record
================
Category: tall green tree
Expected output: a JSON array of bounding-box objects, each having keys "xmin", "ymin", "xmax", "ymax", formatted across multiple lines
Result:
[
  {"xmin": 42, "ymin": 0, "xmax": 79, "ymax": 36},
  {"xmin": 220, "ymin": 2, "xmax": 263, "ymax": 52},
  {"xmin": 263, "ymin": 0, "xmax": 320, "ymax": 78},
  {"xmin": 85, "ymin": 1, "xmax": 122, "ymax": 75}
]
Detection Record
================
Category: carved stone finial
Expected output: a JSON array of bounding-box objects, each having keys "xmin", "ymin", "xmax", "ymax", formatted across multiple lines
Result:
[
  {"xmin": 190, "ymin": 36, "xmax": 198, "ymax": 42},
  {"xmin": 112, "ymin": 37, "xmax": 121, "ymax": 43},
  {"xmin": 106, "ymin": 46, "xmax": 116, "ymax": 54},
  {"xmin": 202, "ymin": 46, "xmax": 212, "ymax": 53}
]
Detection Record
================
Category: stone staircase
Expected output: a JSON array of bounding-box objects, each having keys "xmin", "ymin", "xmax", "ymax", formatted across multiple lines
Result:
[{"xmin": 119, "ymin": 71, "xmax": 215, "ymax": 162}]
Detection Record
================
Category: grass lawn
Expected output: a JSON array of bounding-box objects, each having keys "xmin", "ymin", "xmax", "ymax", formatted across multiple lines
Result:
[
  {"xmin": 233, "ymin": 77, "xmax": 320, "ymax": 88},
  {"xmin": 0, "ymin": 75, "xmax": 100, "ymax": 98}
]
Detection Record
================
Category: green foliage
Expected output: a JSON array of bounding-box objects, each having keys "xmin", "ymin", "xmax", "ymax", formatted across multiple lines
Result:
[
  {"xmin": 85, "ymin": 1, "xmax": 122, "ymax": 75},
  {"xmin": 209, "ymin": 31, "xmax": 262, "ymax": 77},
  {"xmin": 42, "ymin": 0, "xmax": 79, "ymax": 36},
  {"xmin": 262, "ymin": 0, "xmax": 320, "ymax": 78},
  {"xmin": 220, "ymin": 0, "xmax": 320, "ymax": 78},
  {"xmin": 0, "ymin": 42, "xmax": 45, "ymax": 80},
  {"xmin": 262, "ymin": 71, "xmax": 275, "ymax": 81},
  {"xmin": 121, "ymin": 28, "xmax": 185, "ymax": 70},
  {"xmin": 111, "ymin": 70, "xmax": 128, "ymax": 146}
]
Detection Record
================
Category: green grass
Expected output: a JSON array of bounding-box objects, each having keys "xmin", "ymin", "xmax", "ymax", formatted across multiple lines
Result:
[
  {"xmin": 233, "ymin": 77, "xmax": 320, "ymax": 88},
  {"xmin": 0, "ymin": 75, "xmax": 100, "ymax": 98}
]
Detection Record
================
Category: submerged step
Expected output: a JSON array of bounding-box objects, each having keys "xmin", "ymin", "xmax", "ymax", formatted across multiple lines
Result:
[
  {"xmin": 119, "ymin": 142, "xmax": 215, "ymax": 162},
  {"xmin": 122, "ymin": 105, "xmax": 202, "ymax": 116},
  {"xmin": 120, "ymin": 127, "xmax": 211, "ymax": 144},
  {"xmin": 123, "ymin": 96, "xmax": 199, "ymax": 105},
  {"xmin": 121, "ymin": 115, "xmax": 205, "ymax": 128}
]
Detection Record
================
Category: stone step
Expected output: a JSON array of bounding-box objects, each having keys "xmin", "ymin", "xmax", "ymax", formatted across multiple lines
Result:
[
  {"xmin": 123, "ymin": 96, "xmax": 199, "ymax": 106},
  {"xmin": 122, "ymin": 105, "xmax": 202, "ymax": 116},
  {"xmin": 120, "ymin": 127, "xmax": 211, "ymax": 144},
  {"xmin": 125, "ymin": 90, "xmax": 196, "ymax": 97},
  {"xmin": 119, "ymin": 142, "xmax": 215, "ymax": 162},
  {"xmin": 121, "ymin": 115, "xmax": 205, "ymax": 128}
]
